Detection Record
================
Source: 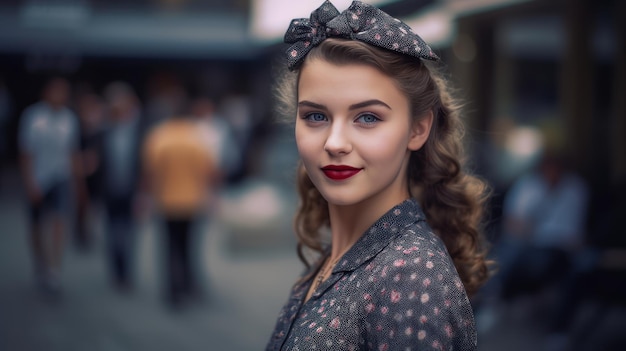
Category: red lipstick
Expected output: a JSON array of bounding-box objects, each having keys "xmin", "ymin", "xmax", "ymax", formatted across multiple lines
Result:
[{"xmin": 321, "ymin": 165, "xmax": 362, "ymax": 180}]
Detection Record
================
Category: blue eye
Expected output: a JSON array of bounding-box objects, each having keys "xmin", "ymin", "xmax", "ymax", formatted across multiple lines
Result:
[
  {"xmin": 304, "ymin": 112, "xmax": 327, "ymax": 122},
  {"xmin": 355, "ymin": 113, "xmax": 380, "ymax": 124}
]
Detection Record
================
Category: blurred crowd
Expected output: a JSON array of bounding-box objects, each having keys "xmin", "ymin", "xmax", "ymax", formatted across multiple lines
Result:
[{"xmin": 4, "ymin": 74, "xmax": 257, "ymax": 309}]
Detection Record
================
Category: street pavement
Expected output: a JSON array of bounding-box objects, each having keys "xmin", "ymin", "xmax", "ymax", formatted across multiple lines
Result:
[{"xmin": 0, "ymin": 167, "xmax": 303, "ymax": 351}]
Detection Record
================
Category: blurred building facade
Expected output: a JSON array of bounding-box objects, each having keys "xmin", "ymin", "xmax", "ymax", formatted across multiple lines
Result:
[
  {"xmin": 0, "ymin": 0, "xmax": 622, "ymax": 182},
  {"xmin": 444, "ymin": 0, "xmax": 624, "ymax": 247}
]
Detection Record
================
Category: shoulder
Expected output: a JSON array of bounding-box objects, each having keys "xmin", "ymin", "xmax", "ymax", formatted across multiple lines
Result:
[
  {"xmin": 143, "ymin": 126, "xmax": 163, "ymax": 156},
  {"xmin": 62, "ymin": 106, "xmax": 78, "ymax": 119},
  {"xmin": 144, "ymin": 122, "xmax": 167, "ymax": 144},
  {"xmin": 357, "ymin": 224, "xmax": 477, "ymax": 350},
  {"xmin": 20, "ymin": 102, "xmax": 43, "ymax": 120},
  {"xmin": 61, "ymin": 107, "xmax": 80, "ymax": 130},
  {"xmin": 361, "ymin": 221, "xmax": 466, "ymax": 302},
  {"xmin": 378, "ymin": 221, "xmax": 455, "ymax": 274},
  {"xmin": 367, "ymin": 221, "xmax": 471, "ymax": 313},
  {"xmin": 19, "ymin": 103, "xmax": 49, "ymax": 135}
]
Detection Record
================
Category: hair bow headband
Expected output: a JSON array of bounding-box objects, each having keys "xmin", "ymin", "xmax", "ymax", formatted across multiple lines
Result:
[{"xmin": 284, "ymin": 0, "xmax": 439, "ymax": 70}]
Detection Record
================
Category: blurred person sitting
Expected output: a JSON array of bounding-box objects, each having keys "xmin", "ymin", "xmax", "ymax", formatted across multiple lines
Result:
[
  {"xmin": 498, "ymin": 149, "xmax": 589, "ymax": 305},
  {"xmin": 74, "ymin": 90, "xmax": 105, "ymax": 251},
  {"xmin": 100, "ymin": 82, "xmax": 145, "ymax": 292},
  {"xmin": 143, "ymin": 111, "xmax": 217, "ymax": 308},
  {"xmin": 18, "ymin": 77, "xmax": 83, "ymax": 295}
]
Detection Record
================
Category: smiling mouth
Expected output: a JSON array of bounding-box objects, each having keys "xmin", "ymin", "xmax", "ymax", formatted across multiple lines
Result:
[{"xmin": 321, "ymin": 165, "xmax": 362, "ymax": 180}]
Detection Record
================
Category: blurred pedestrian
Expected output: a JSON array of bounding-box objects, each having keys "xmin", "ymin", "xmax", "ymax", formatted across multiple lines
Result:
[
  {"xmin": 18, "ymin": 77, "xmax": 83, "ymax": 295},
  {"xmin": 100, "ymin": 82, "xmax": 145, "ymax": 292},
  {"xmin": 219, "ymin": 93, "xmax": 252, "ymax": 179},
  {"xmin": 143, "ymin": 111, "xmax": 217, "ymax": 308},
  {"xmin": 74, "ymin": 91, "xmax": 105, "ymax": 251},
  {"xmin": 498, "ymin": 150, "xmax": 589, "ymax": 301},
  {"xmin": 191, "ymin": 96, "xmax": 240, "ymax": 182},
  {"xmin": 266, "ymin": 2, "xmax": 491, "ymax": 350}
]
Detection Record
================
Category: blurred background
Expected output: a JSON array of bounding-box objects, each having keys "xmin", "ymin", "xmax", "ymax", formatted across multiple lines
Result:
[{"xmin": 0, "ymin": 0, "xmax": 624, "ymax": 350}]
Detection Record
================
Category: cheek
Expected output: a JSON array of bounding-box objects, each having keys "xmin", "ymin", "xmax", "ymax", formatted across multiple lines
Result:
[
  {"xmin": 295, "ymin": 127, "xmax": 319, "ymax": 161},
  {"xmin": 295, "ymin": 137, "xmax": 322, "ymax": 182},
  {"xmin": 359, "ymin": 131, "xmax": 409, "ymax": 163}
]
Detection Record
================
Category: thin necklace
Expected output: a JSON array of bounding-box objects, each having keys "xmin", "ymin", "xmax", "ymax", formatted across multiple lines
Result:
[{"xmin": 311, "ymin": 256, "xmax": 341, "ymax": 293}]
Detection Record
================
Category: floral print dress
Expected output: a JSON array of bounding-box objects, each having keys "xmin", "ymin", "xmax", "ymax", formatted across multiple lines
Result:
[{"xmin": 266, "ymin": 199, "xmax": 477, "ymax": 351}]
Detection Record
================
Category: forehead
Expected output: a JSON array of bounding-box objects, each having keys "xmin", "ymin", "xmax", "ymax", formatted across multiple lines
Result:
[{"xmin": 297, "ymin": 59, "xmax": 408, "ymax": 110}]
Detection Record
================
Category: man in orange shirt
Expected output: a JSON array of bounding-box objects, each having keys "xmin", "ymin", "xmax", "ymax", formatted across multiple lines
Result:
[{"xmin": 143, "ymin": 113, "xmax": 216, "ymax": 308}]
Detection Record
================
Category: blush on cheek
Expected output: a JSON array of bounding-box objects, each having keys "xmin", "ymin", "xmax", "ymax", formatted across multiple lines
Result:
[{"xmin": 364, "ymin": 137, "xmax": 409, "ymax": 162}]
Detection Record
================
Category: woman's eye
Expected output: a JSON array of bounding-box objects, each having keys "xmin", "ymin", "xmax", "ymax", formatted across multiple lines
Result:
[
  {"xmin": 304, "ymin": 112, "xmax": 327, "ymax": 122},
  {"xmin": 355, "ymin": 113, "xmax": 380, "ymax": 124}
]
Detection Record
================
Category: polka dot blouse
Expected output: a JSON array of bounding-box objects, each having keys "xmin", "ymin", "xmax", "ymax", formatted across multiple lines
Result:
[{"xmin": 266, "ymin": 199, "xmax": 477, "ymax": 350}]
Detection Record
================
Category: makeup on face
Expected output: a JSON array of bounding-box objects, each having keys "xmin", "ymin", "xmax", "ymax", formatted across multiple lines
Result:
[{"xmin": 295, "ymin": 59, "xmax": 421, "ymax": 208}]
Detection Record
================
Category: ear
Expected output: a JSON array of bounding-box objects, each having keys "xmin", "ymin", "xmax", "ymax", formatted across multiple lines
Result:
[{"xmin": 408, "ymin": 110, "xmax": 434, "ymax": 151}]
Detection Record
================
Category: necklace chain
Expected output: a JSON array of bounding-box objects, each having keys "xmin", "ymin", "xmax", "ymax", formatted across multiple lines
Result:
[{"xmin": 311, "ymin": 256, "xmax": 341, "ymax": 293}]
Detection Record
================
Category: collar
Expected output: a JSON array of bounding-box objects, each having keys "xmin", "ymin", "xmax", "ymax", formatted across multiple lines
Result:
[
  {"xmin": 303, "ymin": 198, "xmax": 427, "ymax": 301},
  {"xmin": 332, "ymin": 198, "xmax": 426, "ymax": 273}
]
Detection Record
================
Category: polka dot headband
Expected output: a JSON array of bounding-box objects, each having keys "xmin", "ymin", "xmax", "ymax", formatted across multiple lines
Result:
[{"xmin": 284, "ymin": 0, "xmax": 439, "ymax": 71}]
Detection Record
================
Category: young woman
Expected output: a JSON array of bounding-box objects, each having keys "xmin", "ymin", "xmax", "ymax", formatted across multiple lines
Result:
[{"xmin": 267, "ymin": 1, "xmax": 490, "ymax": 350}]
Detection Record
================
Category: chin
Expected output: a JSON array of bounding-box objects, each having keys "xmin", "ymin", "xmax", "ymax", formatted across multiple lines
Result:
[{"xmin": 318, "ymin": 191, "xmax": 363, "ymax": 207}]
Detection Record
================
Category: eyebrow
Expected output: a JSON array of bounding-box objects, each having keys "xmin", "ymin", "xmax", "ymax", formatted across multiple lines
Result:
[{"xmin": 297, "ymin": 99, "xmax": 392, "ymax": 111}]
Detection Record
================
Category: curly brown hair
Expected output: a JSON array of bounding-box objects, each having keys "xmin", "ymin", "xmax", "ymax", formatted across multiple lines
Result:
[{"xmin": 275, "ymin": 38, "xmax": 491, "ymax": 296}]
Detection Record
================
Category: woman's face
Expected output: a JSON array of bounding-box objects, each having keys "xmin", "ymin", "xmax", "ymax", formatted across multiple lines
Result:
[{"xmin": 296, "ymin": 58, "xmax": 432, "ymax": 209}]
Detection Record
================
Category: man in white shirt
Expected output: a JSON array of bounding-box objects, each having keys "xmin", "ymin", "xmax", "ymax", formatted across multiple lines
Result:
[
  {"xmin": 499, "ymin": 151, "xmax": 589, "ymax": 299},
  {"xmin": 19, "ymin": 77, "xmax": 82, "ymax": 295}
]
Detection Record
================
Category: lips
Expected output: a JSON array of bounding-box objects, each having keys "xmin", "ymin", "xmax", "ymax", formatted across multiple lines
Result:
[{"xmin": 321, "ymin": 165, "xmax": 362, "ymax": 180}]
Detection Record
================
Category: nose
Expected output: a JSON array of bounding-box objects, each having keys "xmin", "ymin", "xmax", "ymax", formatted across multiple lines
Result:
[{"xmin": 324, "ymin": 121, "xmax": 352, "ymax": 156}]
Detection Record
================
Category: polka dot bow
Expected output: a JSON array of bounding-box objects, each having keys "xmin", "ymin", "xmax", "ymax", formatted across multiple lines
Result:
[{"xmin": 284, "ymin": 0, "xmax": 440, "ymax": 70}]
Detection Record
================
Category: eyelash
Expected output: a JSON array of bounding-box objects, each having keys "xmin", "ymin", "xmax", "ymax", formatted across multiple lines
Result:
[
  {"xmin": 302, "ymin": 112, "xmax": 381, "ymax": 125},
  {"xmin": 355, "ymin": 113, "xmax": 381, "ymax": 125},
  {"xmin": 303, "ymin": 112, "xmax": 327, "ymax": 122}
]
